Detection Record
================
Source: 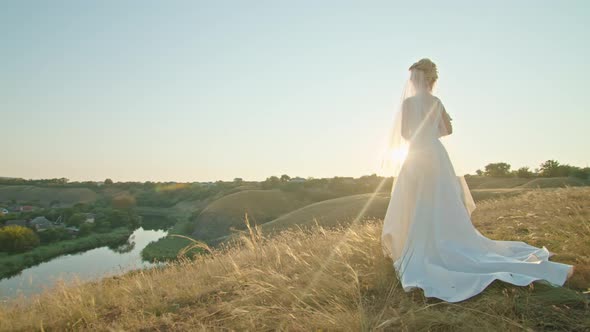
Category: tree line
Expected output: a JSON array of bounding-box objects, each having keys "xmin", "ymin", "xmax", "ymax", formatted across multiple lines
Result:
[{"xmin": 475, "ymin": 160, "xmax": 589, "ymax": 178}]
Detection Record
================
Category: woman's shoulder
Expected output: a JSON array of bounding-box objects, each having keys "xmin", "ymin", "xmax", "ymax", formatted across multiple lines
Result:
[{"xmin": 431, "ymin": 95, "xmax": 443, "ymax": 103}]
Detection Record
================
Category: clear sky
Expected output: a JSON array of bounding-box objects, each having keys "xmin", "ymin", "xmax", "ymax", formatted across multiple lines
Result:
[{"xmin": 2, "ymin": 1, "xmax": 589, "ymax": 182}]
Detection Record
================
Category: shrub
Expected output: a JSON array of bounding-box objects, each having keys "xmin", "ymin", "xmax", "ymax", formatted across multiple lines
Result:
[
  {"xmin": 0, "ymin": 225, "xmax": 40, "ymax": 253},
  {"xmin": 38, "ymin": 228, "xmax": 71, "ymax": 244},
  {"xmin": 516, "ymin": 167, "xmax": 534, "ymax": 178}
]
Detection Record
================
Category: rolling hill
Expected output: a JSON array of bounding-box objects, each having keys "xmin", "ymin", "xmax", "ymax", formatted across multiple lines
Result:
[
  {"xmin": 192, "ymin": 189, "xmax": 314, "ymax": 241},
  {"xmin": 260, "ymin": 192, "xmax": 390, "ymax": 235}
]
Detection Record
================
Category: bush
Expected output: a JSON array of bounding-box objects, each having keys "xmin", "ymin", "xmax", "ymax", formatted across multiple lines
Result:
[
  {"xmin": 516, "ymin": 167, "xmax": 534, "ymax": 178},
  {"xmin": 0, "ymin": 225, "xmax": 40, "ymax": 253},
  {"xmin": 38, "ymin": 228, "xmax": 71, "ymax": 244}
]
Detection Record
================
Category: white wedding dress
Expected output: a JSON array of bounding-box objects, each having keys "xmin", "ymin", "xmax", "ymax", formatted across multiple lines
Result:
[{"xmin": 380, "ymin": 76, "xmax": 573, "ymax": 302}]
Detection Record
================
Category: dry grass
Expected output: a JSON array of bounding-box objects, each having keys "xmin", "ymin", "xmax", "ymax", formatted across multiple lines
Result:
[{"xmin": 1, "ymin": 187, "xmax": 589, "ymax": 331}]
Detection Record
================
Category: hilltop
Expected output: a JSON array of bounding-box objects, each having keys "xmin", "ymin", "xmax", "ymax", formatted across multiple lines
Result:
[{"xmin": 1, "ymin": 187, "xmax": 588, "ymax": 331}]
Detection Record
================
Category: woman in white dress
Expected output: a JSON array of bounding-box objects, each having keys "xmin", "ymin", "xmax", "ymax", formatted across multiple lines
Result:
[{"xmin": 380, "ymin": 58, "xmax": 574, "ymax": 302}]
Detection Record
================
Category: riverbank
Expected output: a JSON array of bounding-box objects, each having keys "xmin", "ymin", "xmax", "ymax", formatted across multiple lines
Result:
[
  {"xmin": 0, "ymin": 227, "xmax": 132, "ymax": 279},
  {"xmin": 141, "ymin": 219, "xmax": 204, "ymax": 261}
]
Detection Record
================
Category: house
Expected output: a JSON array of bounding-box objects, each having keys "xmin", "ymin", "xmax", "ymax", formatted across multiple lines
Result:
[
  {"xmin": 30, "ymin": 216, "xmax": 53, "ymax": 232},
  {"xmin": 289, "ymin": 177, "xmax": 307, "ymax": 183},
  {"xmin": 4, "ymin": 220, "xmax": 29, "ymax": 227},
  {"xmin": 65, "ymin": 226, "xmax": 80, "ymax": 234},
  {"xmin": 84, "ymin": 213, "xmax": 96, "ymax": 224},
  {"xmin": 19, "ymin": 205, "xmax": 35, "ymax": 212}
]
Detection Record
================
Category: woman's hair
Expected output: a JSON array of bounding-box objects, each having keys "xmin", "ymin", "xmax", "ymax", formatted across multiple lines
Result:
[{"xmin": 409, "ymin": 58, "xmax": 438, "ymax": 90}]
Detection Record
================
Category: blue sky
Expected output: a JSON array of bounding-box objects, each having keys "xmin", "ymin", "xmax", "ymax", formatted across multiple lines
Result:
[{"xmin": 1, "ymin": 1, "xmax": 589, "ymax": 182}]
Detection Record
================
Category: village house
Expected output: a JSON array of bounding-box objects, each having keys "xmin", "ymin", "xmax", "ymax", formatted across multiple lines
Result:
[
  {"xmin": 30, "ymin": 216, "xmax": 53, "ymax": 232},
  {"xmin": 19, "ymin": 205, "xmax": 35, "ymax": 212},
  {"xmin": 84, "ymin": 213, "xmax": 96, "ymax": 224},
  {"xmin": 289, "ymin": 177, "xmax": 307, "ymax": 183},
  {"xmin": 65, "ymin": 226, "xmax": 80, "ymax": 234}
]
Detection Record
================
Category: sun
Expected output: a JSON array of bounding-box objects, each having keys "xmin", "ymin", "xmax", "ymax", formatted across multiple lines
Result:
[{"xmin": 391, "ymin": 144, "xmax": 409, "ymax": 165}]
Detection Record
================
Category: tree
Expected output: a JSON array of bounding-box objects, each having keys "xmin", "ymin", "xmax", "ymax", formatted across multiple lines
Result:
[
  {"xmin": 261, "ymin": 176, "xmax": 281, "ymax": 189},
  {"xmin": 38, "ymin": 228, "xmax": 70, "ymax": 244},
  {"xmin": 484, "ymin": 162, "xmax": 511, "ymax": 177},
  {"xmin": 233, "ymin": 178, "xmax": 243, "ymax": 184},
  {"xmin": 539, "ymin": 160, "xmax": 560, "ymax": 177},
  {"xmin": 539, "ymin": 160, "xmax": 575, "ymax": 177},
  {"xmin": 475, "ymin": 169, "xmax": 483, "ymax": 176},
  {"xmin": 112, "ymin": 194, "xmax": 136, "ymax": 209},
  {"xmin": 280, "ymin": 174, "xmax": 291, "ymax": 182},
  {"xmin": 104, "ymin": 178, "xmax": 114, "ymax": 185},
  {"xmin": 516, "ymin": 167, "xmax": 534, "ymax": 178},
  {"xmin": 571, "ymin": 167, "xmax": 590, "ymax": 180},
  {"xmin": 67, "ymin": 213, "xmax": 86, "ymax": 227},
  {"xmin": 79, "ymin": 222, "xmax": 95, "ymax": 236},
  {"xmin": 0, "ymin": 225, "xmax": 40, "ymax": 253}
]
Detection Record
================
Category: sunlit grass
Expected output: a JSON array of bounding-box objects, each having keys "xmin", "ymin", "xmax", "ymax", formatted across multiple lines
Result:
[{"xmin": 0, "ymin": 187, "xmax": 588, "ymax": 331}]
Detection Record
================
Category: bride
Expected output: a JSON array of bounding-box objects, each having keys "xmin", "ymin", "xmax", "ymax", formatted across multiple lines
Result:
[{"xmin": 380, "ymin": 58, "xmax": 574, "ymax": 302}]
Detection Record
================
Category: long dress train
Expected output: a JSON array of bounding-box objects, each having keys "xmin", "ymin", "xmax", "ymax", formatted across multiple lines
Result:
[{"xmin": 381, "ymin": 102, "xmax": 573, "ymax": 303}]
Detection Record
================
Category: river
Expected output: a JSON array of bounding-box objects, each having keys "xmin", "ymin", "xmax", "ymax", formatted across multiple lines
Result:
[{"xmin": 0, "ymin": 227, "xmax": 168, "ymax": 301}]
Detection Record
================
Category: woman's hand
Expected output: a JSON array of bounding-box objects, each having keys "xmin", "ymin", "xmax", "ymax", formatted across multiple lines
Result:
[{"xmin": 440, "ymin": 110, "xmax": 453, "ymax": 136}]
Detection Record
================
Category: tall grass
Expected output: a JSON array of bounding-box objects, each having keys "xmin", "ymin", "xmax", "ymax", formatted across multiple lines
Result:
[{"xmin": 0, "ymin": 187, "xmax": 588, "ymax": 331}]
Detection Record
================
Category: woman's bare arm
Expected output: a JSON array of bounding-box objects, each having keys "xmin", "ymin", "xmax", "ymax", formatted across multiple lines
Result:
[{"xmin": 439, "ymin": 105, "xmax": 453, "ymax": 137}]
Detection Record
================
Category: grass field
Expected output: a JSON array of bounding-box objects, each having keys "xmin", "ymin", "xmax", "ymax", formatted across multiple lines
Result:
[
  {"xmin": 210, "ymin": 188, "xmax": 528, "ymax": 245},
  {"xmin": 1, "ymin": 187, "xmax": 588, "ymax": 331},
  {"xmin": 464, "ymin": 176, "xmax": 589, "ymax": 190},
  {"xmin": 0, "ymin": 185, "xmax": 97, "ymax": 206}
]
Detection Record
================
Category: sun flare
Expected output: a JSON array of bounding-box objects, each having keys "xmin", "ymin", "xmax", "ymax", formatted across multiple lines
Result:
[{"xmin": 391, "ymin": 144, "xmax": 409, "ymax": 165}]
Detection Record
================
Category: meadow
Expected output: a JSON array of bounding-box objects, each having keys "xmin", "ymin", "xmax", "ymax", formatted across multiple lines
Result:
[{"xmin": 0, "ymin": 187, "xmax": 588, "ymax": 331}]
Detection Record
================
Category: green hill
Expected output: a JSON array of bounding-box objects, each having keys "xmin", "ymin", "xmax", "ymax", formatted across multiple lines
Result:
[
  {"xmin": 260, "ymin": 192, "xmax": 389, "ymax": 235},
  {"xmin": 192, "ymin": 189, "xmax": 313, "ymax": 241}
]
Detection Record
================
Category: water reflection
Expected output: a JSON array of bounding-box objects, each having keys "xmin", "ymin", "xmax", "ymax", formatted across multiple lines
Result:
[{"xmin": 0, "ymin": 227, "xmax": 167, "ymax": 300}]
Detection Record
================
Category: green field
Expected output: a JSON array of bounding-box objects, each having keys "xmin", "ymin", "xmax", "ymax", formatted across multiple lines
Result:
[{"xmin": 0, "ymin": 185, "xmax": 97, "ymax": 206}]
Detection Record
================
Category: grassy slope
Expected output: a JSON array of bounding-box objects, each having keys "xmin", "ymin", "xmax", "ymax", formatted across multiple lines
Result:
[
  {"xmin": 464, "ymin": 176, "xmax": 589, "ymax": 190},
  {"xmin": 212, "ymin": 189, "xmax": 524, "ymax": 244},
  {"xmin": 1, "ymin": 187, "xmax": 588, "ymax": 331},
  {"xmin": 260, "ymin": 192, "xmax": 389, "ymax": 234},
  {"xmin": 141, "ymin": 219, "xmax": 199, "ymax": 262},
  {"xmin": 0, "ymin": 185, "xmax": 97, "ymax": 206},
  {"xmin": 192, "ymin": 189, "xmax": 313, "ymax": 241},
  {"xmin": 519, "ymin": 177, "xmax": 588, "ymax": 188}
]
